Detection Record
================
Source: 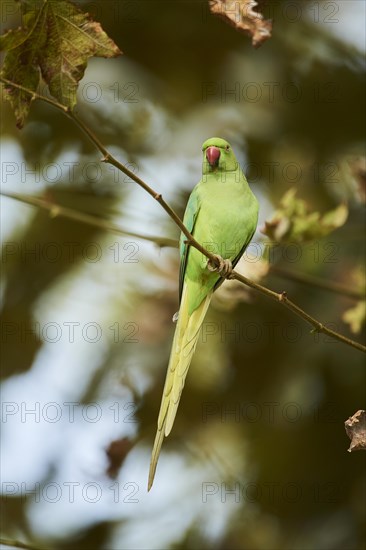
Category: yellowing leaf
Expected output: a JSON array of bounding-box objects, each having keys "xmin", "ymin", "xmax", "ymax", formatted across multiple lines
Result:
[
  {"xmin": 342, "ymin": 301, "xmax": 366, "ymax": 334},
  {"xmin": 209, "ymin": 0, "xmax": 272, "ymax": 48},
  {"xmin": 262, "ymin": 188, "xmax": 349, "ymax": 243},
  {"xmin": 1, "ymin": 0, "xmax": 122, "ymax": 127},
  {"xmin": 322, "ymin": 204, "xmax": 348, "ymax": 229}
]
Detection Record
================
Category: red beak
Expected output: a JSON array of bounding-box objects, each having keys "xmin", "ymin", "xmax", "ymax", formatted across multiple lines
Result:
[{"xmin": 206, "ymin": 146, "xmax": 220, "ymax": 167}]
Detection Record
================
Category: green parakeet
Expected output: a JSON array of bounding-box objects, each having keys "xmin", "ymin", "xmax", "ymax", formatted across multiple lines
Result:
[{"xmin": 148, "ymin": 137, "xmax": 259, "ymax": 490}]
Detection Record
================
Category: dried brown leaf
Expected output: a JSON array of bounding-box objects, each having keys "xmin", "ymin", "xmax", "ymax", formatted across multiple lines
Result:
[
  {"xmin": 106, "ymin": 438, "xmax": 134, "ymax": 478},
  {"xmin": 345, "ymin": 410, "xmax": 366, "ymax": 452},
  {"xmin": 209, "ymin": 0, "xmax": 272, "ymax": 48}
]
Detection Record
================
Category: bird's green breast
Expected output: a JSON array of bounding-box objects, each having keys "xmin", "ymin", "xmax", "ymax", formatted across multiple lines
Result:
[{"xmin": 184, "ymin": 174, "xmax": 258, "ymax": 314}]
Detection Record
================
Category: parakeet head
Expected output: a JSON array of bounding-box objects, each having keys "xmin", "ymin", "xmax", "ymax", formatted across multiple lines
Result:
[{"xmin": 202, "ymin": 137, "xmax": 239, "ymax": 174}]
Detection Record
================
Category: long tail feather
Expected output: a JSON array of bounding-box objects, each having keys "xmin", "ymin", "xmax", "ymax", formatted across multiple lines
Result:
[
  {"xmin": 148, "ymin": 283, "xmax": 212, "ymax": 490},
  {"xmin": 148, "ymin": 417, "xmax": 166, "ymax": 491}
]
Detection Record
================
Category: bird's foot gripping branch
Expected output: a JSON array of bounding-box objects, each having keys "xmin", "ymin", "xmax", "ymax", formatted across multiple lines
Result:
[{"xmin": 207, "ymin": 255, "xmax": 233, "ymax": 278}]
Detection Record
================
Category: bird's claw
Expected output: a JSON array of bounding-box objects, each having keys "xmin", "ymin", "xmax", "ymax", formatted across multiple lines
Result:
[{"xmin": 207, "ymin": 255, "xmax": 233, "ymax": 277}]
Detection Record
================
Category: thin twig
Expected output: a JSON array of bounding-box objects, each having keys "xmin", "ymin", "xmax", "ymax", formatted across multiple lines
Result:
[
  {"xmin": 232, "ymin": 272, "xmax": 365, "ymax": 352},
  {"xmin": 0, "ymin": 78, "xmax": 221, "ymax": 261},
  {"xmin": 0, "ymin": 537, "xmax": 48, "ymax": 550},
  {"xmin": 1, "ymin": 76, "xmax": 365, "ymax": 353},
  {"xmin": 270, "ymin": 265, "xmax": 364, "ymax": 301},
  {"xmin": 0, "ymin": 191, "xmax": 177, "ymax": 248}
]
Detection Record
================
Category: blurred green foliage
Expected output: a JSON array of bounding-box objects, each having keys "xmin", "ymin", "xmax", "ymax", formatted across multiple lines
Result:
[{"xmin": 1, "ymin": 1, "xmax": 365, "ymax": 549}]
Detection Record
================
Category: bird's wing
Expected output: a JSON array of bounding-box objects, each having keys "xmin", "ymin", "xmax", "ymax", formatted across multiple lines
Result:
[
  {"xmin": 179, "ymin": 187, "xmax": 200, "ymax": 302},
  {"xmin": 214, "ymin": 226, "xmax": 257, "ymax": 291}
]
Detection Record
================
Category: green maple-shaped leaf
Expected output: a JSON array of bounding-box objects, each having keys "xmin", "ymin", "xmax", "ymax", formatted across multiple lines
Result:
[{"xmin": 0, "ymin": 0, "xmax": 122, "ymax": 127}]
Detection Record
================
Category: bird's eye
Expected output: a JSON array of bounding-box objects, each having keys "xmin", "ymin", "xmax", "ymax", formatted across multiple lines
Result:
[{"xmin": 225, "ymin": 145, "xmax": 230, "ymax": 151}]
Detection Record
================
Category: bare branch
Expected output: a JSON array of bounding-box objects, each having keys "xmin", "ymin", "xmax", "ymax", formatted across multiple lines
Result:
[
  {"xmin": 0, "ymin": 537, "xmax": 48, "ymax": 550},
  {"xmin": 1, "ymin": 76, "xmax": 365, "ymax": 354},
  {"xmin": 270, "ymin": 266, "xmax": 364, "ymax": 301},
  {"xmin": 0, "ymin": 191, "xmax": 176, "ymax": 248},
  {"xmin": 231, "ymin": 272, "xmax": 365, "ymax": 352}
]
